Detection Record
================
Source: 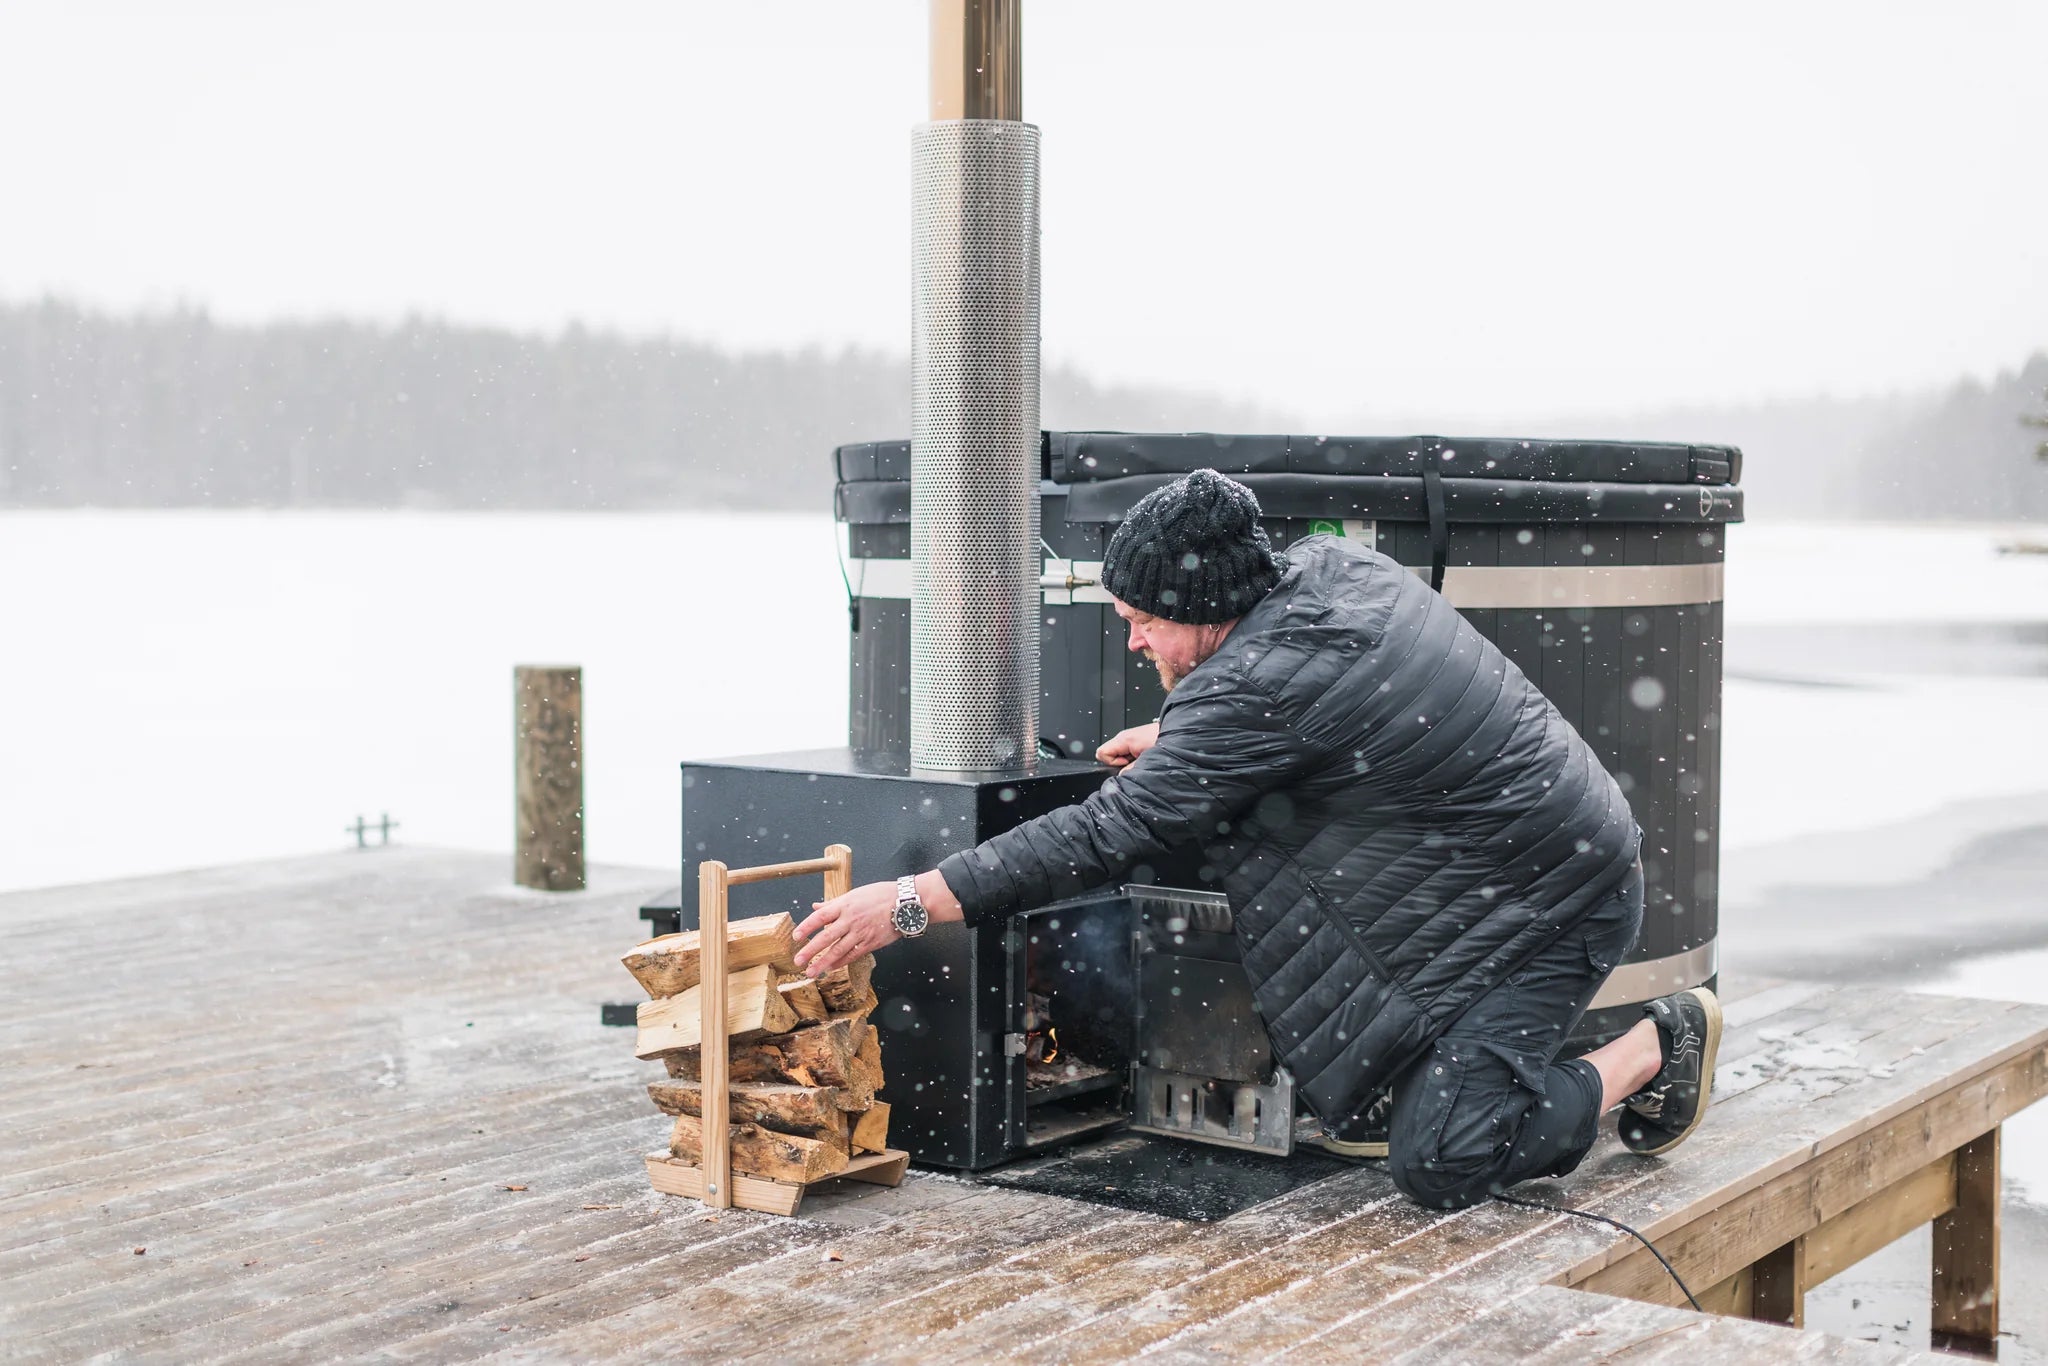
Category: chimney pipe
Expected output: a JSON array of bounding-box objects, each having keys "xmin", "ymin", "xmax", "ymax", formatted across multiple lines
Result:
[{"xmin": 910, "ymin": 0, "xmax": 1040, "ymax": 771}]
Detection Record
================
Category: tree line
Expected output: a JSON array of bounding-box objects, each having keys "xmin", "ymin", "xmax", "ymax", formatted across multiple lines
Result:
[{"xmin": 1, "ymin": 298, "xmax": 2042, "ymax": 520}]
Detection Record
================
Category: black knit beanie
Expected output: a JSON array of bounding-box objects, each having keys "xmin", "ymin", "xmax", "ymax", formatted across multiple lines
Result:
[{"xmin": 1099, "ymin": 469, "xmax": 1286, "ymax": 623}]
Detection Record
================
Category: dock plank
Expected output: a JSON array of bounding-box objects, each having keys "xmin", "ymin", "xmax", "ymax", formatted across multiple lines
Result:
[
  {"xmin": 1376, "ymin": 1286, "xmax": 1944, "ymax": 1365},
  {"xmin": 2, "ymin": 849, "xmax": 2041, "ymax": 1364}
]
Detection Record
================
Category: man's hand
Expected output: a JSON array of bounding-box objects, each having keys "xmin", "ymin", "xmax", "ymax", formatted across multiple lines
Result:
[
  {"xmin": 1096, "ymin": 721, "xmax": 1161, "ymax": 769},
  {"xmin": 793, "ymin": 870, "xmax": 965, "ymax": 976},
  {"xmin": 792, "ymin": 880, "xmax": 901, "ymax": 976}
]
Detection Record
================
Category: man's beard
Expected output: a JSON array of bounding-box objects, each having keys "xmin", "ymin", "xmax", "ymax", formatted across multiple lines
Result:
[{"xmin": 1144, "ymin": 648, "xmax": 1182, "ymax": 692}]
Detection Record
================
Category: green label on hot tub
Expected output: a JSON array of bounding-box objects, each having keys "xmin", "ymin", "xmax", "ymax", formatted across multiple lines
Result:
[{"xmin": 1309, "ymin": 519, "xmax": 1375, "ymax": 542}]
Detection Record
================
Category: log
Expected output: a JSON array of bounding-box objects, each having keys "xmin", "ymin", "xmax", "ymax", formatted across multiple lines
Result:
[
  {"xmin": 858, "ymin": 1023, "xmax": 885, "ymax": 1092},
  {"xmin": 634, "ymin": 964, "xmax": 798, "ymax": 1059},
  {"xmin": 514, "ymin": 665, "xmax": 584, "ymax": 891},
  {"xmin": 647, "ymin": 1078, "xmax": 849, "ymax": 1151},
  {"xmin": 776, "ymin": 977, "xmax": 829, "ymax": 1022},
  {"xmin": 832, "ymin": 985, "xmax": 879, "ymax": 1019},
  {"xmin": 851, "ymin": 1101, "xmax": 891, "ymax": 1155},
  {"xmin": 815, "ymin": 956, "xmax": 875, "ymax": 1014},
  {"xmin": 663, "ymin": 1014, "xmax": 874, "ymax": 1110},
  {"xmin": 622, "ymin": 914, "xmax": 797, "ymax": 999},
  {"xmin": 669, "ymin": 1113, "xmax": 847, "ymax": 1184}
]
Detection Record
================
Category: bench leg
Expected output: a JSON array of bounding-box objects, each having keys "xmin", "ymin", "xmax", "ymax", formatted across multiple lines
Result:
[
  {"xmin": 1752, "ymin": 1236, "xmax": 1806, "ymax": 1329},
  {"xmin": 1932, "ymin": 1127, "xmax": 2000, "ymax": 1358}
]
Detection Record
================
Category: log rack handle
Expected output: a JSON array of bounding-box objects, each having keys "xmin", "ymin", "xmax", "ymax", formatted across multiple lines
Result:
[
  {"xmin": 695, "ymin": 844, "xmax": 855, "ymax": 1211},
  {"xmin": 823, "ymin": 843, "xmax": 853, "ymax": 900},
  {"xmin": 697, "ymin": 861, "xmax": 732, "ymax": 1209}
]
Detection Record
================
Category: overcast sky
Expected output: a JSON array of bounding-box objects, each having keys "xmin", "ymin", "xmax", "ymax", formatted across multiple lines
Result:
[{"xmin": 3, "ymin": 1, "xmax": 2042, "ymax": 423}]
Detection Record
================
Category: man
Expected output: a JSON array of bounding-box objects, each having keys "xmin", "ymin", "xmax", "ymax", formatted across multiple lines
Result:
[{"xmin": 796, "ymin": 469, "xmax": 1720, "ymax": 1209}]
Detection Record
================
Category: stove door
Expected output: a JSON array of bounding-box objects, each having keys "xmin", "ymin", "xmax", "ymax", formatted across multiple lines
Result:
[{"xmin": 1126, "ymin": 887, "xmax": 1295, "ymax": 1156}]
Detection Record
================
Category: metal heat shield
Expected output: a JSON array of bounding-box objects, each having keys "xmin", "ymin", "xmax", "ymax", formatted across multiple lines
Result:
[{"xmin": 909, "ymin": 118, "xmax": 1042, "ymax": 771}]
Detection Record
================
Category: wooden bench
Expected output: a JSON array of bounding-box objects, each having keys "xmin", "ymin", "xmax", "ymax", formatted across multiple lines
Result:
[{"xmin": 1556, "ymin": 981, "xmax": 2030, "ymax": 1355}]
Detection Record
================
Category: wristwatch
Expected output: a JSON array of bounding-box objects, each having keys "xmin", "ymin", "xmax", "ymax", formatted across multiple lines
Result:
[{"xmin": 892, "ymin": 874, "xmax": 931, "ymax": 938}]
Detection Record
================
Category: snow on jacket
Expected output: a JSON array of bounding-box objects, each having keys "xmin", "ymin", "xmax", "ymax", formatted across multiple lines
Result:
[{"xmin": 936, "ymin": 534, "xmax": 1642, "ymax": 1121}]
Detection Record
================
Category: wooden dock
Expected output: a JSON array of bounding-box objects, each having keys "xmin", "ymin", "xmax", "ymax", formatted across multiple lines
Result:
[{"xmin": 3, "ymin": 849, "xmax": 2043, "ymax": 1362}]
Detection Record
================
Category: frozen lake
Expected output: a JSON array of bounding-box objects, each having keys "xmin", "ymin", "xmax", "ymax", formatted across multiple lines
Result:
[
  {"xmin": 5, "ymin": 510, "xmax": 2042, "ymax": 899},
  {"xmin": 1, "ymin": 509, "xmax": 850, "ymax": 893}
]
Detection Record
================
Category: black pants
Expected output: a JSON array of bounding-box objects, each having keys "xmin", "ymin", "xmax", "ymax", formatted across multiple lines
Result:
[{"xmin": 1384, "ymin": 866, "xmax": 1645, "ymax": 1210}]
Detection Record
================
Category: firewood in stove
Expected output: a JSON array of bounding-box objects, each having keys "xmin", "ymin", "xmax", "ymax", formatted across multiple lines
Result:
[
  {"xmin": 776, "ymin": 976, "xmax": 830, "ymax": 1022},
  {"xmin": 850, "ymin": 1101, "xmax": 891, "ymax": 1155},
  {"xmin": 669, "ymin": 1112, "xmax": 848, "ymax": 1183},
  {"xmin": 633, "ymin": 964, "xmax": 797, "ymax": 1059},
  {"xmin": 647, "ymin": 1079, "xmax": 850, "ymax": 1153},
  {"xmin": 621, "ymin": 914, "xmax": 797, "ymax": 999},
  {"xmin": 814, "ymin": 956, "xmax": 875, "ymax": 1014}
]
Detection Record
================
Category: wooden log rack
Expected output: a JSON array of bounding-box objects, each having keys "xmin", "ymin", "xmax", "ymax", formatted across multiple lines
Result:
[{"xmin": 640, "ymin": 843, "xmax": 910, "ymax": 1216}]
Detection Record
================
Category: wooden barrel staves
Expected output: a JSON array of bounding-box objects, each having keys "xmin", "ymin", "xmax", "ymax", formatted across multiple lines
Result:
[{"xmin": 514, "ymin": 664, "xmax": 585, "ymax": 891}]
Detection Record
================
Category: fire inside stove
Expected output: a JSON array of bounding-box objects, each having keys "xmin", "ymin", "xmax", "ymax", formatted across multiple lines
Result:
[
  {"xmin": 1024, "ymin": 992, "xmax": 1116, "ymax": 1095},
  {"xmin": 1020, "ymin": 902, "xmax": 1136, "ymax": 1147}
]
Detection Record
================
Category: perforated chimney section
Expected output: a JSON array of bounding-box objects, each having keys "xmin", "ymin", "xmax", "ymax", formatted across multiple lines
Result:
[{"xmin": 910, "ymin": 119, "xmax": 1042, "ymax": 771}]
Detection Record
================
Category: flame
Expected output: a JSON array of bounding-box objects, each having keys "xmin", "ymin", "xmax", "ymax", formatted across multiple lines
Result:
[{"xmin": 1043, "ymin": 1027, "xmax": 1060, "ymax": 1063}]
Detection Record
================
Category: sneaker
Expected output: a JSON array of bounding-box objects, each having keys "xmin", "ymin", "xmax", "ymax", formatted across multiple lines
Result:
[
  {"xmin": 1317, "ymin": 1091, "xmax": 1392, "ymax": 1159},
  {"xmin": 1619, "ymin": 987, "xmax": 1723, "ymax": 1156}
]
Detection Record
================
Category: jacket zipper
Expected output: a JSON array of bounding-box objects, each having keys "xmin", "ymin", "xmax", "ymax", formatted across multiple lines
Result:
[{"xmin": 1301, "ymin": 872, "xmax": 1400, "ymax": 986}]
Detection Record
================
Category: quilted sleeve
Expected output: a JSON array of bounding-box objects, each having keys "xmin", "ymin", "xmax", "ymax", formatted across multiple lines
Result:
[{"xmin": 937, "ymin": 673, "xmax": 1315, "ymax": 923}]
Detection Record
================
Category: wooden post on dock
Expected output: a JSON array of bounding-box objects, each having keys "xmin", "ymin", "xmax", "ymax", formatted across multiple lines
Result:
[
  {"xmin": 515, "ymin": 665, "xmax": 585, "ymax": 891},
  {"xmin": 1932, "ymin": 1127, "xmax": 2001, "ymax": 1356}
]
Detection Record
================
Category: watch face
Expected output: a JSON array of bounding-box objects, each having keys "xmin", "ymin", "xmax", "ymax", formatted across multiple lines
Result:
[{"xmin": 893, "ymin": 899, "xmax": 930, "ymax": 936}]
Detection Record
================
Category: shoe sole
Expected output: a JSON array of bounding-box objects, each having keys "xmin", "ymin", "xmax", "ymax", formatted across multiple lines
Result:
[
  {"xmin": 1633, "ymin": 986, "xmax": 1722, "ymax": 1157},
  {"xmin": 1318, "ymin": 1137, "xmax": 1388, "ymax": 1159}
]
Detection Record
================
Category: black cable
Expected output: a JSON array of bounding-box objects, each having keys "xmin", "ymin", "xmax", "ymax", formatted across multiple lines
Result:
[{"xmin": 1491, "ymin": 1192, "xmax": 1702, "ymax": 1312}]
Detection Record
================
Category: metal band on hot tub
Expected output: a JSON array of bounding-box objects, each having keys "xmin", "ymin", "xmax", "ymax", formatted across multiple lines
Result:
[
  {"xmin": 848, "ymin": 558, "xmax": 1726, "ymax": 610},
  {"xmin": 1588, "ymin": 937, "xmax": 1720, "ymax": 1011}
]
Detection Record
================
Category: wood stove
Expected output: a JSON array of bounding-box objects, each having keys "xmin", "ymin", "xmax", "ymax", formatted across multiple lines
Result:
[{"xmin": 637, "ymin": 749, "xmax": 1293, "ymax": 1170}]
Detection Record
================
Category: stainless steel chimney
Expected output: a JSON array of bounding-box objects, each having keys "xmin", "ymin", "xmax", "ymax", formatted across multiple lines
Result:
[{"xmin": 910, "ymin": 0, "xmax": 1040, "ymax": 771}]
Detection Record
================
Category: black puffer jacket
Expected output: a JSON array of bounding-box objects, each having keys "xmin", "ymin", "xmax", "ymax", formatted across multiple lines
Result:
[{"xmin": 937, "ymin": 536, "xmax": 1641, "ymax": 1121}]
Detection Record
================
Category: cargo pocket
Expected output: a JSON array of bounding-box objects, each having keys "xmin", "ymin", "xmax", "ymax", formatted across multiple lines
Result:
[
  {"xmin": 1405, "ymin": 1046, "xmax": 1490, "ymax": 1172},
  {"xmin": 1582, "ymin": 906, "xmax": 1639, "ymax": 979},
  {"xmin": 1478, "ymin": 1041, "xmax": 1554, "ymax": 1150}
]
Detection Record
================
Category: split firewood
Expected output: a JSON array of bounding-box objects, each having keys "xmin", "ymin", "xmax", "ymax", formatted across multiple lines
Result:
[
  {"xmin": 832, "ymin": 985, "xmax": 879, "ymax": 1019},
  {"xmin": 857, "ymin": 1024, "xmax": 884, "ymax": 1092},
  {"xmin": 669, "ymin": 1113, "xmax": 847, "ymax": 1184},
  {"xmin": 633, "ymin": 965, "xmax": 798, "ymax": 1060},
  {"xmin": 647, "ymin": 1078, "xmax": 850, "ymax": 1153},
  {"xmin": 662, "ymin": 1014, "xmax": 874, "ymax": 1110},
  {"xmin": 621, "ymin": 914, "xmax": 797, "ymax": 999},
  {"xmin": 814, "ymin": 956, "xmax": 875, "ymax": 1014},
  {"xmin": 850, "ymin": 1101, "xmax": 891, "ymax": 1155},
  {"xmin": 775, "ymin": 977, "xmax": 830, "ymax": 1022}
]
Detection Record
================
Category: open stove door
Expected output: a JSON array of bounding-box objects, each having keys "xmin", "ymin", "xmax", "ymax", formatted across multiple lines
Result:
[{"xmin": 1125, "ymin": 887, "xmax": 1296, "ymax": 1156}]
